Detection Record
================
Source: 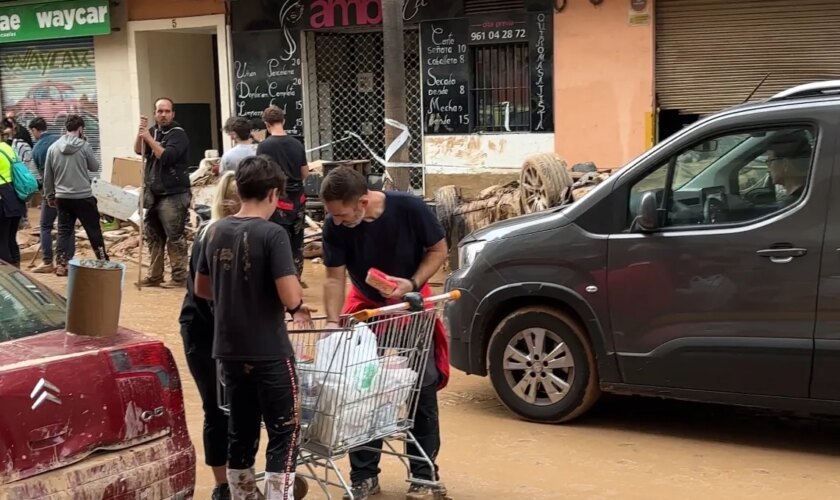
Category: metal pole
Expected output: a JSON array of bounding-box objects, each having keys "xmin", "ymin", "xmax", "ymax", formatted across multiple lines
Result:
[
  {"xmin": 136, "ymin": 139, "xmax": 145, "ymax": 291},
  {"xmin": 382, "ymin": 0, "xmax": 411, "ymax": 191}
]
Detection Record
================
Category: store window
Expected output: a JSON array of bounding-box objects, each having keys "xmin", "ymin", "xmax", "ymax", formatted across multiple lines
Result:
[{"xmin": 472, "ymin": 43, "xmax": 530, "ymax": 132}]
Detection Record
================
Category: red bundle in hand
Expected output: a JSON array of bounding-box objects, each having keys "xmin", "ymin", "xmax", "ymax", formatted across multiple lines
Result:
[{"xmin": 366, "ymin": 268, "xmax": 398, "ymax": 296}]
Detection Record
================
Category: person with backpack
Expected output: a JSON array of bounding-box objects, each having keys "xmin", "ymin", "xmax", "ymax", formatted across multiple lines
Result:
[
  {"xmin": 2, "ymin": 118, "xmax": 36, "ymax": 230},
  {"xmin": 0, "ymin": 134, "xmax": 25, "ymax": 266},
  {"xmin": 43, "ymin": 114, "xmax": 107, "ymax": 276}
]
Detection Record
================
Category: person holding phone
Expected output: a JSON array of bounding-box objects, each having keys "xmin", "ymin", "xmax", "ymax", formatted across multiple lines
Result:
[{"xmin": 43, "ymin": 114, "xmax": 107, "ymax": 276}]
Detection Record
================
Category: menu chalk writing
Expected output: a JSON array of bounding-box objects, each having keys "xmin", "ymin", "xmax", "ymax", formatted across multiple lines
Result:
[
  {"xmin": 232, "ymin": 30, "xmax": 304, "ymax": 138},
  {"xmin": 529, "ymin": 12, "xmax": 553, "ymax": 132},
  {"xmin": 420, "ymin": 18, "xmax": 470, "ymax": 134}
]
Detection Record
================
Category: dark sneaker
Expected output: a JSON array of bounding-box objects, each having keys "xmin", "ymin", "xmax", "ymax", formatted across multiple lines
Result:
[
  {"xmin": 55, "ymin": 265, "xmax": 67, "ymax": 277},
  {"xmin": 211, "ymin": 483, "xmax": 231, "ymax": 500},
  {"xmin": 343, "ymin": 477, "xmax": 381, "ymax": 500}
]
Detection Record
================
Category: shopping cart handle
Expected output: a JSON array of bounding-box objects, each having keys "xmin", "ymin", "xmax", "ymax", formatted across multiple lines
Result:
[
  {"xmin": 403, "ymin": 292, "xmax": 424, "ymax": 312},
  {"xmin": 349, "ymin": 290, "xmax": 461, "ymax": 322}
]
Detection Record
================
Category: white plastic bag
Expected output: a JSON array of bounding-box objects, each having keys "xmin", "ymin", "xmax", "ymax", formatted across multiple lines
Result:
[
  {"xmin": 308, "ymin": 323, "xmax": 381, "ymax": 447},
  {"xmin": 314, "ymin": 322, "xmax": 379, "ymax": 388}
]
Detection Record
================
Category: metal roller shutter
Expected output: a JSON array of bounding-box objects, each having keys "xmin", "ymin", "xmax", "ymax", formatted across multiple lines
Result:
[
  {"xmin": 656, "ymin": 0, "xmax": 840, "ymax": 115},
  {"xmin": 0, "ymin": 37, "xmax": 101, "ymax": 176}
]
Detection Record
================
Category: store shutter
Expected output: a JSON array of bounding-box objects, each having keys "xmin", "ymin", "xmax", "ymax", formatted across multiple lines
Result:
[
  {"xmin": 656, "ymin": 0, "xmax": 840, "ymax": 115},
  {"xmin": 0, "ymin": 37, "xmax": 101, "ymax": 176}
]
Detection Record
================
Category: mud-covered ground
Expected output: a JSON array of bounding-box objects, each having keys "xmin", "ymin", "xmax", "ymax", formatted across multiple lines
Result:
[{"xmin": 36, "ymin": 263, "xmax": 840, "ymax": 499}]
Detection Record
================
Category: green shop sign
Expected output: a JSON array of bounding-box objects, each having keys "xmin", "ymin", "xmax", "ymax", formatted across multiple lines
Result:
[{"xmin": 0, "ymin": 0, "xmax": 110, "ymax": 44}]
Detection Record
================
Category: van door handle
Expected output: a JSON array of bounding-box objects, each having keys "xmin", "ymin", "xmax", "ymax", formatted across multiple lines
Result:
[{"xmin": 757, "ymin": 248, "xmax": 807, "ymax": 263}]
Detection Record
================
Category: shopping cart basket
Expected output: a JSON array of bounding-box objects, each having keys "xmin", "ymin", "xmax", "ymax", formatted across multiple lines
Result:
[{"xmin": 218, "ymin": 290, "xmax": 460, "ymax": 499}]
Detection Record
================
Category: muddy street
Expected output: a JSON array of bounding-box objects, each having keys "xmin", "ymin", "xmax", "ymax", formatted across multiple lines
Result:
[{"xmin": 35, "ymin": 263, "xmax": 840, "ymax": 499}]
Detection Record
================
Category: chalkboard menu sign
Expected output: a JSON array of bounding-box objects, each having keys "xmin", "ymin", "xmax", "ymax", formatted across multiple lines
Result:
[
  {"xmin": 529, "ymin": 12, "xmax": 553, "ymax": 132},
  {"xmin": 420, "ymin": 18, "xmax": 471, "ymax": 135},
  {"xmin": 468, "ymin": 12, "xmax": 529, "ymax": 45},
  {"xmin": 232, "ymin": 30, "xmax": 304, "ymax": 137}
]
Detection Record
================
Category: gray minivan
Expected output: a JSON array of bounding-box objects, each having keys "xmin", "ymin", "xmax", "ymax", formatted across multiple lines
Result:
[{"xmin": 444, "ymin": 81, "xmax": 840, "ymax": 422}]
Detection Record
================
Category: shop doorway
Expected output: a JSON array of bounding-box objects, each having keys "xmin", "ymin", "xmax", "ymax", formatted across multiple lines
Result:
[{"xmin": 130, "ymin": 18, "xmax": 228, "ymax": 169}]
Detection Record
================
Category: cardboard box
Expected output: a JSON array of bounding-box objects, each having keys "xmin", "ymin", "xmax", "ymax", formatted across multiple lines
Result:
[{"xmin": 111, "ymin": 157, "xmax": 144, "ymax": 188}]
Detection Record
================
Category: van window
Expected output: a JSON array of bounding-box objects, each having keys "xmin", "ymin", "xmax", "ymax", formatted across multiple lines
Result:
[{"xmin": 629, "ymin": 127, "xmax": 815, "ymax": 228}]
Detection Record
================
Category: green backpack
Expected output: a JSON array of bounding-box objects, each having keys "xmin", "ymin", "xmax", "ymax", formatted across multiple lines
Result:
[{"xmin": 0, "ymin": 148, "xmax": 38, "ymax": 202}]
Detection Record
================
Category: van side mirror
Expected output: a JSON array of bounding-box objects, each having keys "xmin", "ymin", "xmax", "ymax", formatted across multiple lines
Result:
[{"xmin": 636, "ymin": 191, "xmax": 659, "ymax": 232}]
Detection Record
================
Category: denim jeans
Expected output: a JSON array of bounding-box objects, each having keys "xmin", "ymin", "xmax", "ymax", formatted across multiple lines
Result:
[
  {"xmin": 221, "ymin": 358, "xmax": 300, "ymax": 473},
  {"xmin": 39, "ymin": 196, "xmax": 72, "ymax": 264}
]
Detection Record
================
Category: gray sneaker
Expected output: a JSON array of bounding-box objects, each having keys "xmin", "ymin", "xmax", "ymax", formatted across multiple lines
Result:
[
  {"xmin": 343, "ymin": 477, "xmax": 381, "ymax": 500},
  {"xmin": 406, "ymin": 483, "xmax": 452, "ymax": 500}
]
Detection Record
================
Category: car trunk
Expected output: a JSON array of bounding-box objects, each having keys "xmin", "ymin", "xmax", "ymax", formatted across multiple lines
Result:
[{"xmin": 0, "ymin": 329, "xmax": 187, "ymax": 485}]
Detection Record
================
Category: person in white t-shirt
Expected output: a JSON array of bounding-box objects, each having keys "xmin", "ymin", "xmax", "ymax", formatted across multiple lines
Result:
[{"xmin": 220, "ymin": 117, "xmax": 257, "ymax": 173}]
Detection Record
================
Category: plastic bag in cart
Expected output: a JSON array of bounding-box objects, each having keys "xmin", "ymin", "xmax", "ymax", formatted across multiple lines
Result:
[
  {"xmin": 305, "ymin": 323, "xmax": 380, "ymax": 447},
  {"xmin": 314, "ymin": 322, "xmax": 379, "ymax": 389}
]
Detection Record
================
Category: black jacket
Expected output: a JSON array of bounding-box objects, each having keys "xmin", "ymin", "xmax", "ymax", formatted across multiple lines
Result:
[{"xmin": 144, "ymin": 121, "xmax": 190, "ymax": 196}]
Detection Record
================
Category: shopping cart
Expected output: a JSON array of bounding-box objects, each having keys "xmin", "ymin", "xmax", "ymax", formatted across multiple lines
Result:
[{"xmin": 218, "ymin": 290, "xmax": 460, "ymax": 499}]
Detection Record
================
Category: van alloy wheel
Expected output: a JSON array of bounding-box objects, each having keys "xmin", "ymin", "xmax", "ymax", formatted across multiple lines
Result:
[
  {"xmin": 503, "ymin": 328, "xmax": 576, "ymax": 406},
  {"xmin": 488, "ymin": 307, "xmax": 600, "ymax": 423}
]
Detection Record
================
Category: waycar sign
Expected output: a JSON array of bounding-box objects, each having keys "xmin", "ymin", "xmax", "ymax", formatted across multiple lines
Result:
[{"xmin": 0, "ymin": 0, "xmax": 110, "ymax": 44}]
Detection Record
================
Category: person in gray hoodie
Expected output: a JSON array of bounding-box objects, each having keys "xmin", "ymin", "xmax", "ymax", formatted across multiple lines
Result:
[{"xmin": 43, "ymin": 114, "xmax": 108, "ymax": 276}]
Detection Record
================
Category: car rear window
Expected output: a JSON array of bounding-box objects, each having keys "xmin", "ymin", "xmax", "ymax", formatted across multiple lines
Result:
[{"xmin": 0, "ymin": 271, "xmax": 65, "ymax": 342}]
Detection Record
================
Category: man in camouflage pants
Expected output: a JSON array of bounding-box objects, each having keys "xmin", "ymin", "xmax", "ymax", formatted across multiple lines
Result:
[{"xmin": 134, "ymin": 97, "xmax": 191, "ymax": 287}]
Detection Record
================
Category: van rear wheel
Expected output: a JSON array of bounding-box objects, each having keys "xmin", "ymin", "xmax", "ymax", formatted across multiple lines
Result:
[{"xmin": 488, "ymin": 307, "xmax": 600, "ymax": 423}]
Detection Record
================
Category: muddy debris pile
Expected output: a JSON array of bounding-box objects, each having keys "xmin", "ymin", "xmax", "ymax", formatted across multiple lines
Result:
[{"xmin": 434, "ymin": 153, "xmax": 611, "ymax": 271}]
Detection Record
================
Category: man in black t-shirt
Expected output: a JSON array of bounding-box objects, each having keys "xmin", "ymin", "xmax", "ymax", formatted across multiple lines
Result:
[
  {"xmin": 195, "ymin": 155, "xmax": 313, "ymax": 500},
  {"xmin": 320, "ymin": 167, "xmax": 451, "ymax": 500},
  {"xmin": 257, "ymin": 105, "xmax": 308, "ymax": 279}
]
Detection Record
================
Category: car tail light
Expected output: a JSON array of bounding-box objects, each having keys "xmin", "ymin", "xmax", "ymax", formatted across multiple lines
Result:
[{"xmin": 109, "ymin": 342, "xmax": 183, "ymax": 411}]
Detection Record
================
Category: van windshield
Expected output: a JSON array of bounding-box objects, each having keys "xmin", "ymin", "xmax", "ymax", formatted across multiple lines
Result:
[{"xmin": 672, "ymin": 134, "xmax": 753, "ymax": 190}]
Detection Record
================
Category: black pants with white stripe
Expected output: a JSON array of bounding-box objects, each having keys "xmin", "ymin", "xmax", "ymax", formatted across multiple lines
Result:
[{"xmin": 222, "ymin": 358, "xmax": 300, "ymax": 473}]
